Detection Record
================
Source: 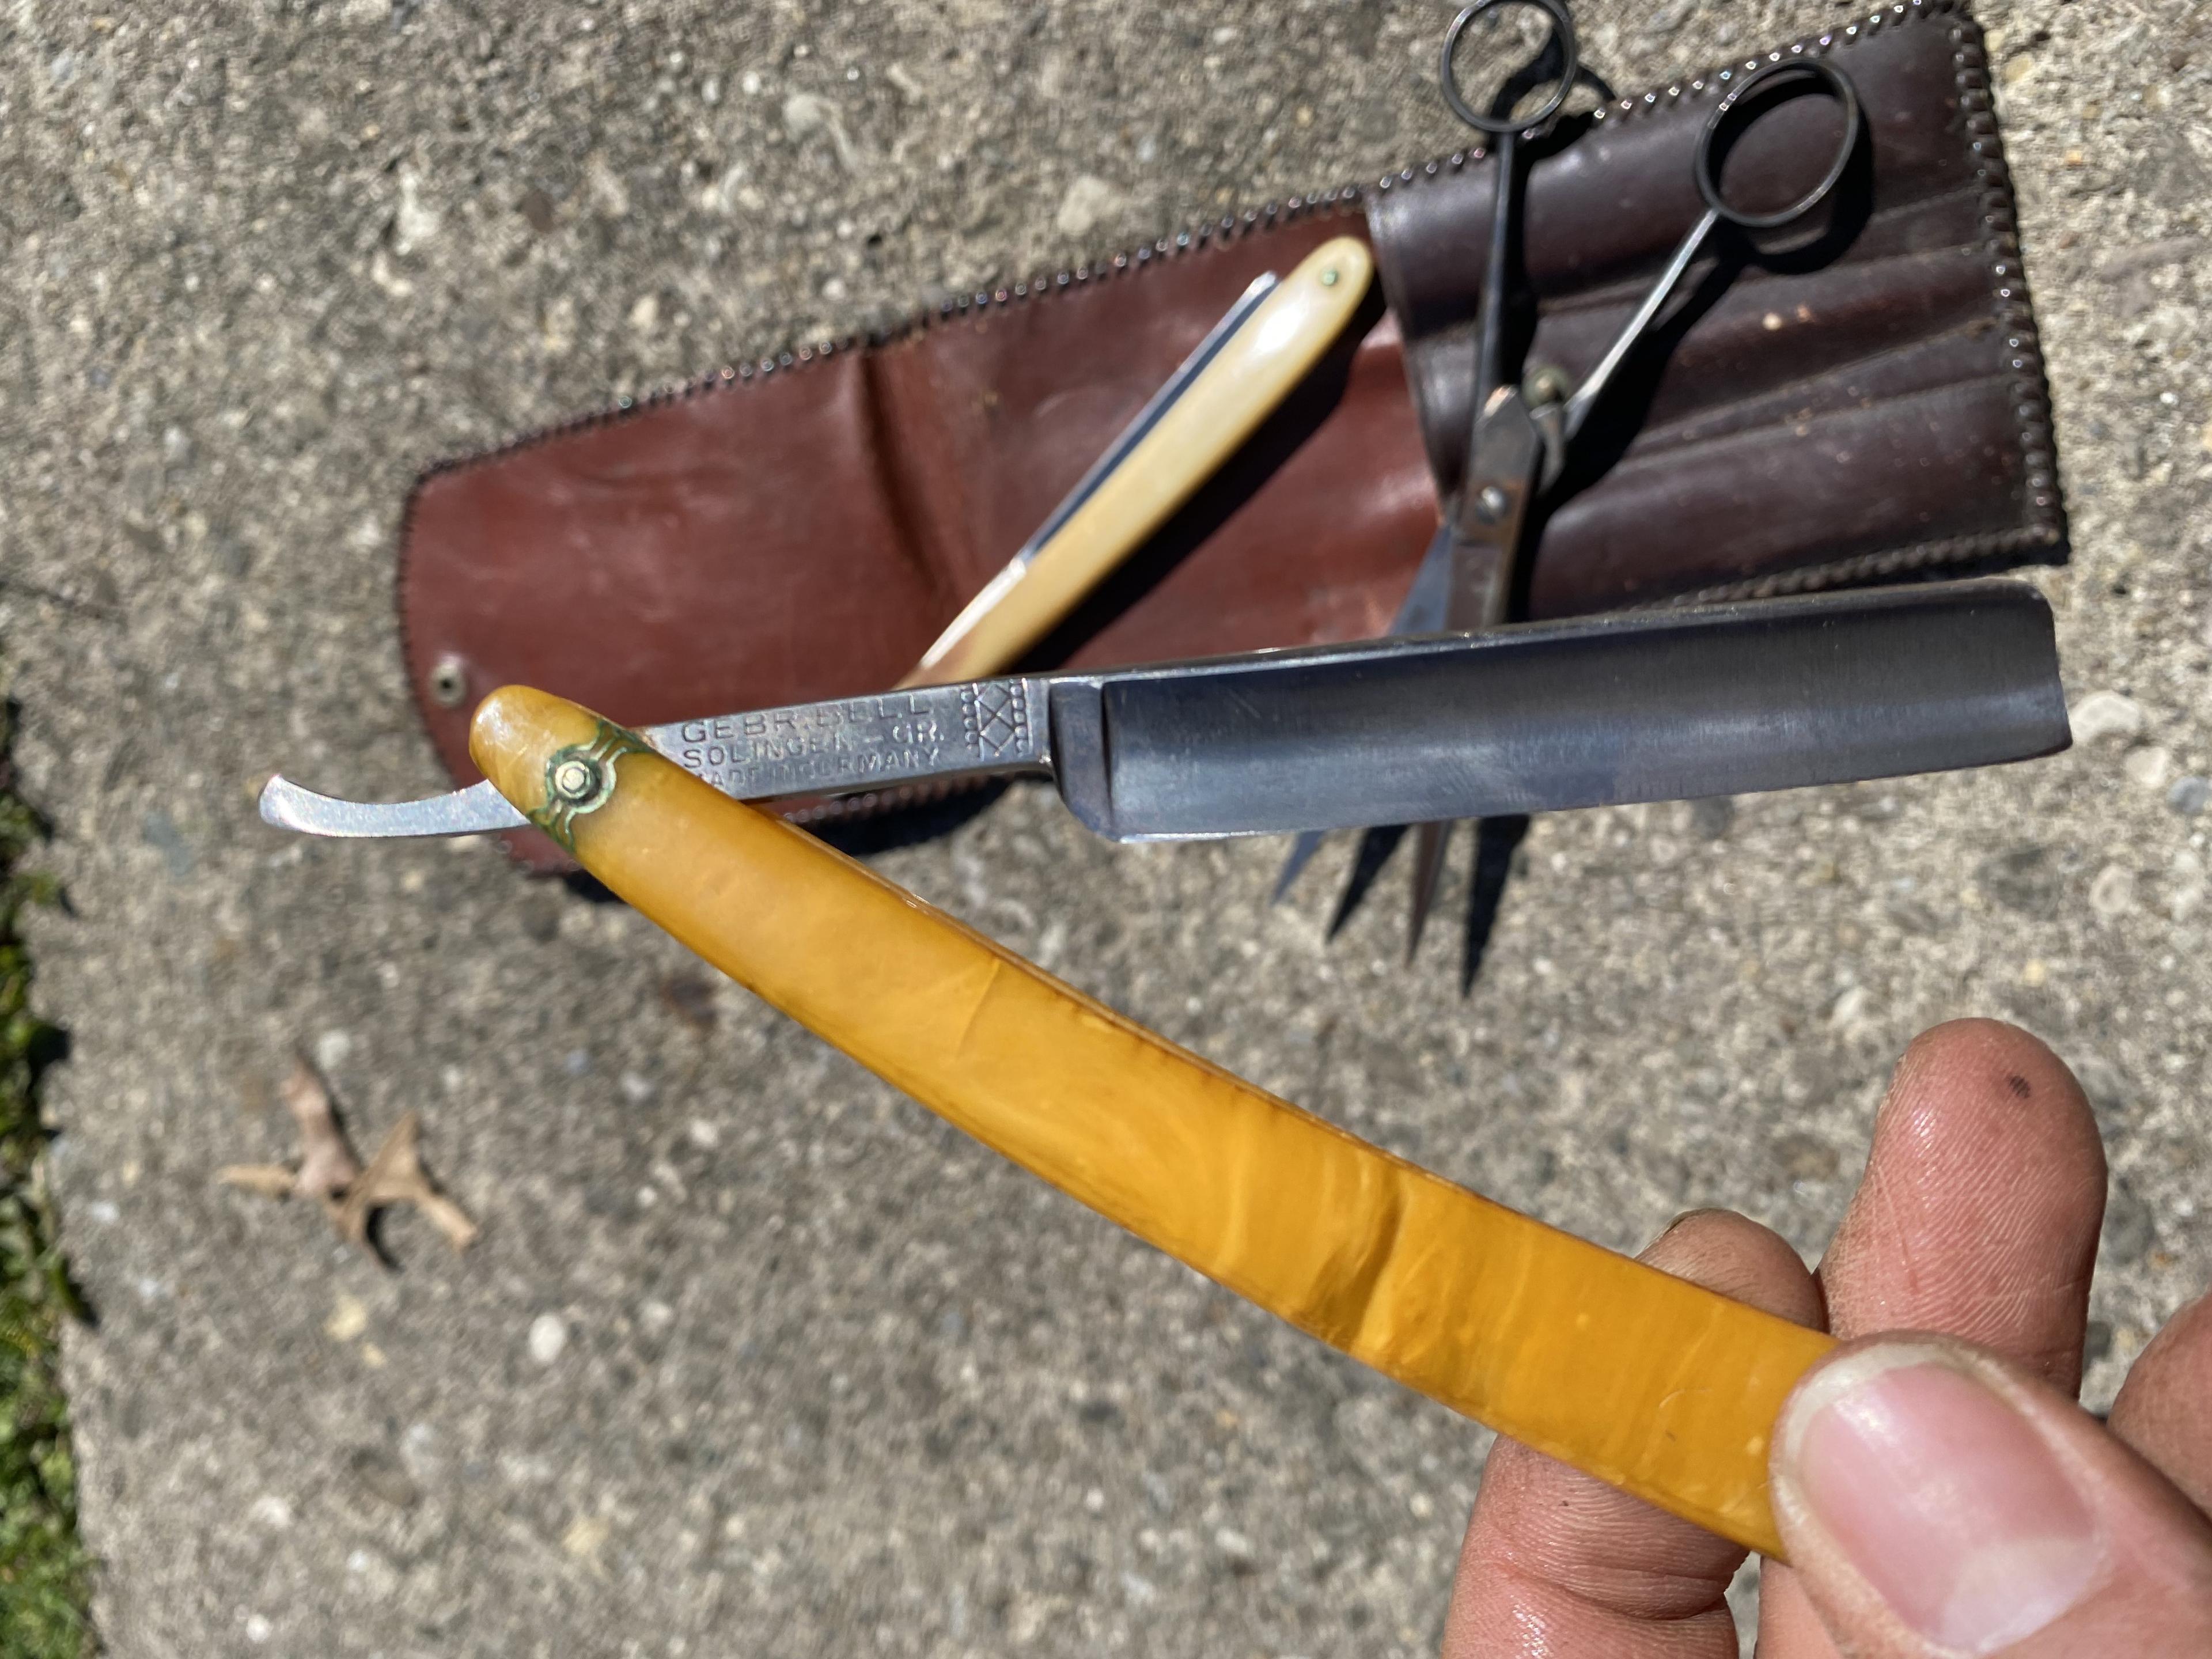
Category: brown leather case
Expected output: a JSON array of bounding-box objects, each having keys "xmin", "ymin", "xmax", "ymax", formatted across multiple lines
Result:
[{"xmin": 399, "ymin": 0, "xmax": 2059, "ymax": 870}]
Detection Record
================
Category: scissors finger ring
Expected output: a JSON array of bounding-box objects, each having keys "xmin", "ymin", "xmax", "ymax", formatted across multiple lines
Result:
[
  {"xmin": 1438, "ymin": 0, "xmax": 1581, "ymax": 137},
  {"xmin": 1694, "ymin": 57, "xmax": 1863, "ymax": 231}
]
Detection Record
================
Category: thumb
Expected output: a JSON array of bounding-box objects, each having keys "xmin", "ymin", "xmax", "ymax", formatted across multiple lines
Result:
[{"xmin": 1771, "ymin": 1335, "xmax": 2212, "ymax": 1656}]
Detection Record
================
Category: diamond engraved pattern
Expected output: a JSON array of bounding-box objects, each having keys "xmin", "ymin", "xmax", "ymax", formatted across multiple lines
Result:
[{"xmin": 960, "ymin": 681, "xmax": 1029, "ymax": 759}]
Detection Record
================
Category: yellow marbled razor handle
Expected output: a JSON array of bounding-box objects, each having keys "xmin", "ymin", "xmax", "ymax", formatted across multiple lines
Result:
[
  {"xmin": 472, "ymin": 684, "xmax": 1835, "ymax": 1558},
  {"xmin": 898, "ymin": 235, "xmax": 1374, "ymax": 689}
]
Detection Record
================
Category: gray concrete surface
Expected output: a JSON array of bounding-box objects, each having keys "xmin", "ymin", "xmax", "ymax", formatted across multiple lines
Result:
[{"xmin": 4, "ymin": 0, "xmax": 2208, "ymax": 1653}]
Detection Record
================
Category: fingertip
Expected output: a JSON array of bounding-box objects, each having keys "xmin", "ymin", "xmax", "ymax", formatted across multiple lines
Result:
[
  {"xmin": 1824, "ymin": 1020, "xmax": 2107, "ymax": 1387},
  {"xmin": 1892, "ymin": 1018, "xmax": 2096, "ymax": 1138}
]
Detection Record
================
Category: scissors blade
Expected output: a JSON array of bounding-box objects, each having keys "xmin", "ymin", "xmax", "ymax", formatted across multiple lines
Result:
[
  {"xmin": 1270, "ymin": 524, "xmax": 1455, "ymax": 904},
  {"xmin": 1404, "ymin": 392, "xmax": 1550, "ymax": 956},
  {"xmin": 1445, "ymin": 392, "xmax": 1548, "ymax": 633},
  {"xmin": 1404, "ymin": 820, "xmax": 1452, "ymax": 960}
]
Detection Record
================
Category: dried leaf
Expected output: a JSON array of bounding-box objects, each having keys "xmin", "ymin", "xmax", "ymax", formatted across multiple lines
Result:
[
  {"xmin": 281, "ymin": 1058, "xmax": 361, "ymax": 1200},
  {"xmin": 217, "ymin": 1164, "xmax": 297, "ymax": 1198},
  {"xmin": 336, "ymin": 1111, "xmax": 478, "ymax": 1254},
  {"xmin": 224, "ymin": 1063, "xmax": 476, "ymax": 1263}
]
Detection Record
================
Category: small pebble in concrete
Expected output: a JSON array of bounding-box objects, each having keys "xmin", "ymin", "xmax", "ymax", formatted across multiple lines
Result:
[
  {"xmin": 782, "ymin": 91, "xmax": 858, "ymax": 169},
  {"xmin": 2073, "ymin": 1055, "xmax": 2134, "ymax": 1129},
  {"xmin": 325, "ymin": 1293, "xmax": 368, "ymax": 1343},
  {"xmin": 562, "ymin": 1515, "xmax": 612, "ymax": 1561},
  {"xmin": 393, "ymin": 167, "xmax": 441, "ymax": 253},
  {"xmin": 528, "ymin": 1313, "xmax": 569, "ymax": 1365},
  {"xmin": 402, "ymin": 1422, "xmax": 440, "ymax": 1476},
  {"xmin": 347, "ymin": 1446, "xmax": 420, "ymax": 1511},
  {"xmin": 1774, "ymin": 1130, "xmax": 1841, "ymax": 1182},
  {"xmin": 1056, "ymin": 173, "xmax": 1128, "ymax": 238},
  {"xmin": 2125, "ymin": 744, "xmax": 2175, "ymax": 789},
  {"xmin": 313, "ymin": 1029, "xmax": 354, "ymax": 1073},
  {"xmin": 346, "ymin": 1548, "xmax": 401, "ymax": 1601},
  {"xmin": 2168, "ymin": 775, "xmax": 2211, "ymax": 816},
  {"xmin": 2089, "ymin": 862, "xmax": 2138, "ymax": 920},
  {"xmin": 2070, "ymin": 689, "xmax": 2148, "ymax": 744}
]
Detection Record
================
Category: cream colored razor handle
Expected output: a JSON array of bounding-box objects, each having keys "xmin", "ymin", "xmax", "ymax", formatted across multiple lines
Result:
[{"xmin": 899, "ymin": 235, "xmax": 1375, "ymax": 689}]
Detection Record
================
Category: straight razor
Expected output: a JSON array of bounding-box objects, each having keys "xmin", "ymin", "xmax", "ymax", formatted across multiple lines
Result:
[{"xmin": 262, "ymin": 579, "xmax": 2069, "ymax": 844}]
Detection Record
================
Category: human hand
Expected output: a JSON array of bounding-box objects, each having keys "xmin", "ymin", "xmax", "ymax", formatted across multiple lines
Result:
[{"xmin": 1440, "ymin": 1018, "xmax": 2212, "ymax": 1656}]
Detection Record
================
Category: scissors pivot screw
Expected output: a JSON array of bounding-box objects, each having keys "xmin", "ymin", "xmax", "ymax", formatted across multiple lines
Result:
[
  {"xmin": 1474, "ymin": 485, "xmax": 1509, "ymax": 523},
  {"xmin": 1522, "ymin": 365, "xmax": 1572, "ymax": 408}
]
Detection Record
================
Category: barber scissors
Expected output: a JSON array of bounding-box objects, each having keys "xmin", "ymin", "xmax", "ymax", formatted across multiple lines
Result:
[{"xmin": 1275, "ymin": 0, "xmax": 1863, "ymax": 976}]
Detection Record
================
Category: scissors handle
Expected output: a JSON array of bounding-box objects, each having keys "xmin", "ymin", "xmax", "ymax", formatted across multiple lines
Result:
[
  {"xmin": 1558, "ymin": 204, "xmax": 1721, "ymax": 446},
  {"xmin": 1438, "ymin": 0, "xmax": 1580, "ymax": 137},
  {"xmin": 1441, "ymin": 0, "xmax": 1581, "ymax": 523},
  {"xmin": 1696, "ymin": 57, "xmax": 1863, "ymax": 230},
  {"xmin": 1560, "ymin": 57, "xmax": 1861, "ymax": 447}
]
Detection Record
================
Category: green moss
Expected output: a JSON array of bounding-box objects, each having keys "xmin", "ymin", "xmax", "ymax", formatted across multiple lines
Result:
[{"xmin": 0, "ymin": 715, "xmax": 92, "ymax": 1657}]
